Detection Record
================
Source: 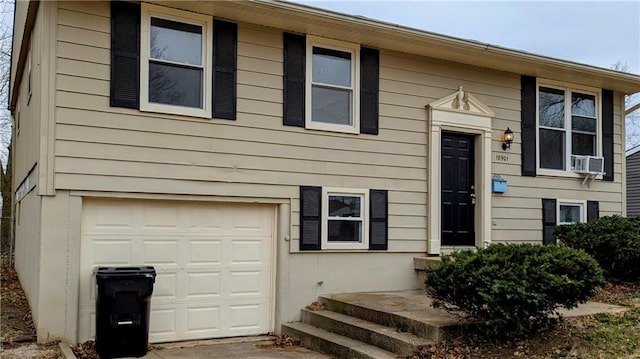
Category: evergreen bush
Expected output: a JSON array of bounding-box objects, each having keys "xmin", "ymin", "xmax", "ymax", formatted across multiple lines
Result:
[
  {"xmin": 425, "ymin": 244, "xmax": 604, "ymax": 337},
  {"xmin": 555, "ymin": 215, "xmax": 640, "ymax": 282}
]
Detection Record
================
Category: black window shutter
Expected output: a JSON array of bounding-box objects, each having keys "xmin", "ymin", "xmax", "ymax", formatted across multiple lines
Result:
[
  {"xmin": 542, "ymin": 198, "xmax": 557, "ymax": 245},
  {"xmin": 110, "ymin": 1, "xmax": 140, "ymax": 109},
  {"xmin": 587, "ymin": 201, "xmax": 599, "ymax": 222},
  {"xmin": 300, "ymin": 186, "xmax": 321, "ymax": 250},
  {"xmin": 521, "ymin": 75, "xmax": 537, "ymax": 177},
  {"xmin": 360, "ymin": 47, "xmax": 379, "ymax": 135},
  {"xmin": 283, "ymin": 33, "xmax": 306, "ymax": 127},
  {"xmin": 602, "ymin": 89, "xmax": 614, "ymax": 181},
  {"xmin": 213, "ymin": 20, "xmax": 237, "ymax": 120},
  {"xmin": 369, "ymin": 189, "xmax": 388, "ymax": 250}
]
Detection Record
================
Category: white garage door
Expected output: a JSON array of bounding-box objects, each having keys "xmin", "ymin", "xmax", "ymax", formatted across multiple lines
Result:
[{"xmin": 78, "ymin": 199, "xmax": 275, "ymax": 343}]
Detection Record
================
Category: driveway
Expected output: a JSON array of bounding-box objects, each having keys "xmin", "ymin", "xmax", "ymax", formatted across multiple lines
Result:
[{"xmin": 142, "ymin": 336, "xmax": 330, "ymax": 359}]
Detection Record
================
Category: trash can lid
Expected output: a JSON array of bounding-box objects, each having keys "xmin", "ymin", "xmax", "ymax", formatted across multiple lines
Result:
[{"xmin": 96, "ymin": 266, "xmax": 156, "ymax": 278}]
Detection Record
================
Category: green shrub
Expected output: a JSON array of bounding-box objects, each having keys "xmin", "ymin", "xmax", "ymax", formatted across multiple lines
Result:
[
  {"xmin": 555, "ymin": 215, "xmax": 640, "ymax": 282},
  {"xmin": 425, "ymin": 244, "xmax": 604, "ymax": 337}
]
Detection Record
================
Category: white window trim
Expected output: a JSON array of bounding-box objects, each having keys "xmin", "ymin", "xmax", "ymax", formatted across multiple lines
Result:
[
  {"xmin": 557, "ymin": 199, "xmax": 587, "ymax": 225},
  {"xmin": 321, "ymin": 187, "xmax": 369, "ymax": 250},
  {"xmin": 536, "ymin": 79, "xmax": 602, "ymax": 177},
  {"xmin": 305, "ymin": 35, "xmax": 360, "ymax": 134},
  {"xmin": 140, "ymin": 3, "xmax": 213, "ymax": 118}
]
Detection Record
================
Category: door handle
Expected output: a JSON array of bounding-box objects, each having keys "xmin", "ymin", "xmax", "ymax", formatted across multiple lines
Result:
[{"xmin": 470, "ymin": 193, "xmax": 477, "ymax": 205}]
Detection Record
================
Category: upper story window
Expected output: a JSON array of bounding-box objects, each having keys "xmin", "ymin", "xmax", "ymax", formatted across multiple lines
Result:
[
  {"xmin": 538, "ymin": 84, "xmax": 599, "ymax": 172},
  {"xmin": 140, "ymin": 4, "xmax": 212, "ymax": 117},
  {"xmin": 306, "ymin": 36, "xmax": 360, "ymax": 133}
]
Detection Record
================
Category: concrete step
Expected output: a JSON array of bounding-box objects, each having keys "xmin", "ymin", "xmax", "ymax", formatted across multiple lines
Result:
[
  {"xmin": 301, "ymin": 308, "xmax": 432, "ymax": 357},
  {"xmin": 413, "ymin": 256, "xmax": 442, "ymax": 290},
  {"xmin": 319, "ymin": 293, "xmax": 443, "ymax": 342},
  {"xmin": 282, "ymin": 321, "xmax": 399, "ymax": 359}
]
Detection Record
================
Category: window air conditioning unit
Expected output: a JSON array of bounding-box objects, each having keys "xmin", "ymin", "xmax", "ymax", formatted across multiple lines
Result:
[{"xmin": 571, "ymin": 155, "xmax": 605, "ymax": 175}]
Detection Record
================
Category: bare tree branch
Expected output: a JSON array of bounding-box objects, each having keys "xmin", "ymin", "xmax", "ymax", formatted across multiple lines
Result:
[{"xmin": 611, "ymin": 61, "xmax": 640, "ymax": 150}]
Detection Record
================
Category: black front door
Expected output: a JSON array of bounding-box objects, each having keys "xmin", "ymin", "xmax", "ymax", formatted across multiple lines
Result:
[{"xmin": 441, "ymin": 132, "xmax": 475, "ymax": 246}]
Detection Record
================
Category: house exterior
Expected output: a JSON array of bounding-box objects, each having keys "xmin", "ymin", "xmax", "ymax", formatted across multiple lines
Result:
[
  {"xmin": 9, "ymin": 0, "xmax": 640, "ymax": 344},
  {"xmin": 627, "ymin": 145, "xmax": 640, "ymax": 216}
]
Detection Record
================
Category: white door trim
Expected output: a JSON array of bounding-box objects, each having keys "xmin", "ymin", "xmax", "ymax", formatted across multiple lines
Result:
[{"xmin": 426, "ymin": 87, "xmax": 494, "ymax": 255}]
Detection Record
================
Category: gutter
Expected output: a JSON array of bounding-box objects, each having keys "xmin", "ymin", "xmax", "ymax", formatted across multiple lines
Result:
[
  {"xmin": 255, "ymin": 0, "xmax": 640, "ymax": 92},
  {"xmin": 626, "ymin": 103, "xmax": 640, "ymax": 116}
]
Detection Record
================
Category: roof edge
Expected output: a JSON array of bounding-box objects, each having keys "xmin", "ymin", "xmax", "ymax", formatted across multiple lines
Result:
[
  {"xmin": 9, "ymin": 0, "xmax": 40, "ymax": 111},
  {"xmin": 254, "ymin": 0, "xmax": 640, "ymax": 93},
  {"xmin": 627, "ymin": 144, "xmax": 640, "ymax": 157}
]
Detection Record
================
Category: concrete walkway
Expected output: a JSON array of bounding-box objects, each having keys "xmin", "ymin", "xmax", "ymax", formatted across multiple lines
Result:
[
  {"xmin": 58, "ymin": 336, "xmax": 330, "ymax": 359},
  {"xmin": 142, "ymin": 336, "xmax": 331, "ymax": 359}
]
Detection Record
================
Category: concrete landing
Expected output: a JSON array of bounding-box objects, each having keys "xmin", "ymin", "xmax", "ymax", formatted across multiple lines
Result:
[
  {"xmin": 325, "ymin": 290, "xmax": 629, "ymax": 329},
  {"xmin": 323, "ymin": 290, "xmax": 468, "ymax": 330}
]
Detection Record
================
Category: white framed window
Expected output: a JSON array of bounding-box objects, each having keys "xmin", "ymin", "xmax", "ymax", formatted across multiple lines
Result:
[
  {"xmin": 306, "ymin": 36, "xmax": 360, "ymax": 134},
  {"xmin": 557, "ymin": 200, "xmax": 586, "ymax": 225},
  {"xmin": 537, "ymin": 81, "xmax": 600, "ymax": 173},
  {"xmin": 140, "ymin": 4, "xmax": 213, "ymax": 118},
  {"xmin": 321, "ymin": 187, "xmax": 368, "ymax": 249}
]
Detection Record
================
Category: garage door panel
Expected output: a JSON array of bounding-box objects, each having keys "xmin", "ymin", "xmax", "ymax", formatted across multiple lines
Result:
[
  {"xmin": 188, "ymin": 240, "xmax": 223, "ymax": 265},
  {"xmin": 187, "ymin": 272, "xmax": 221, "ymax": 297},
  {"xmin": 90, "ymin": 239, "xmax": 132, "ymax": 265},
  {"xmin": 185, "ymin": 306, "xmax": 221, "ymax": 334},
  {"xmin": 230, "ymin": 224, "xmax": 270, "ymax": 232},
  {"xmin": 187, "ymin": 207, "xmax": 225, "ymax": 231},
  {"xmin": 142, "ymin": 205, "xmax": 181, "ymax": 230},
  {"xmin": 230, "ymin": 239, "xmax": 267, "ymax": 265},
  {"xmin": 78, "ymin": 311, "xmax": 96, "ymax": 340},
  {"xmin": 229, "ymin": 270, "xmax": 268, "ymax": 297},
  {"xmin": 79, "ymin": 270, "xmax": 96, "ymax": 304},
  {"xmin": 89, "ymin": 203, "xmax": 134, "ymax": 230},
  {"xmin": 226, "ymin": 208, "xmax": 272, "ymax": 233},
  {"xmin": 153, "ymin": 273, "xmax": 178, "ymax": 299},
  {"xmin": 229, "ymin": 303, "xmax": 266, "ymax": 332},
  {"xmin": 79, "ymin": 199, "xmax": 274, "ymax": 343},
  {"xmin": 149, "ymin": 308, "xmax": 178, "ymax": 339},
  {"xmin": 143, "ymin": 241, "xmax": 179, "ymax": 264}
]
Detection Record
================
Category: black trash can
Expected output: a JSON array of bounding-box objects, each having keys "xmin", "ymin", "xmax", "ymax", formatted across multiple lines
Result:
[{"xmin": 95, "ymin": 266, "xmax": 156, "ymax": 359}]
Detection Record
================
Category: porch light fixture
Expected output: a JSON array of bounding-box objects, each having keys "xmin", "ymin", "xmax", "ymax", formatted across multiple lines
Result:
[{"xmin": 502, "ymin": 127, "xmax": 514, "ymax": 150}]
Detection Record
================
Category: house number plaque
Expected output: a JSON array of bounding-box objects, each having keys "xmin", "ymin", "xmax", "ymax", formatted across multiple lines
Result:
[{"xmin": 495, "ymin": 154, "xmax": 509, "ymax": 162}]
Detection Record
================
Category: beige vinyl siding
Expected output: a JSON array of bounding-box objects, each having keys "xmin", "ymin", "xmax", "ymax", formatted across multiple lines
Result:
[
  {"xmin": 13, "ymin": 186, "xmax": 42, "ymax": 324},
  {"xmin": 55, "ymin": 1, "xmax": 429, "ymax": 252},
  {"xmin": 13, "ymin": 2, "xmax": 46, "ymax": 326},
  {"xmin": 627, "ymin": 152, "xmax": 640, "ymax": 217},
  {"xmin": 14, "ymin": 4, "xmax": 44, "ymax": 187},
  {"xmin": 53, "ymin": 1, "xmax": 625, "ymax": 251}
]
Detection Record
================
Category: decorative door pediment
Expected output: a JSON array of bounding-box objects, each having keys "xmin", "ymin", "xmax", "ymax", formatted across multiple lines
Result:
[{"xmin": 428, "ymin": 86, "xmax": 495, "ymax": 117}]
